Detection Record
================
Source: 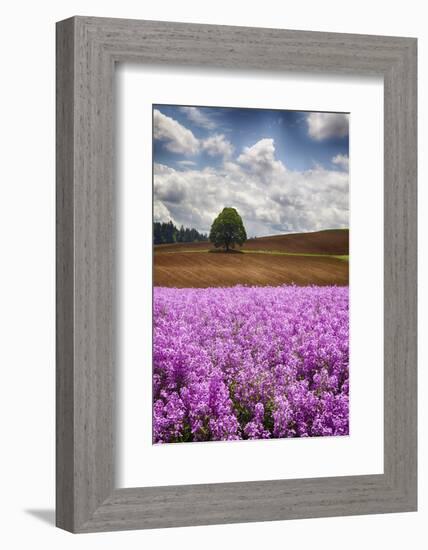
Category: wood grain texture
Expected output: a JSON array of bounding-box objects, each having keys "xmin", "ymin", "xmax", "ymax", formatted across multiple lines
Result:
[
  {"xmin": 56, "ymin": 18, "xmax": 75, "ymax": 531},
  {"xmin": 56, "ymin": 16, "xmax": 417, "ymax": 533}
]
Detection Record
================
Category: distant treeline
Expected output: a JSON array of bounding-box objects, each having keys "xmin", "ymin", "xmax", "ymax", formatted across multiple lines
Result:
[{"xmin": 153, "ymin": 221, "xmax": 208, "ymax": 245}]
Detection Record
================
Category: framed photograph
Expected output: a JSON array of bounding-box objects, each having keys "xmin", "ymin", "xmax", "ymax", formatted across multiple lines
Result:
[{"xmin": 56, "ymin": 17, "xmax": 417, "ymax": 532}]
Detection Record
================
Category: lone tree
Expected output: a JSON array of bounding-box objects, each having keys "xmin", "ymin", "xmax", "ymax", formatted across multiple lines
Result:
[{"xmin": 209, "ymin": 207, "xmax": 247, "ymax": 252}]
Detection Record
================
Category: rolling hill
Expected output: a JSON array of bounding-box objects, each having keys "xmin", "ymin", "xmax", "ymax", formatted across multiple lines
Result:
[{"xmin": 154, "ymin": 229, "xmax": 349, "ymax": 288}]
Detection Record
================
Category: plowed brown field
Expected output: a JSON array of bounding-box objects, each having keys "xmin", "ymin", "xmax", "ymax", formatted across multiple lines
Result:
[
  {"xmin": 155, "ymin": 228, "xmax": 348, "ymax": 255},
  {"xmin": 154, "ymin": 229, "xmax": 349, "ymax": 288}
]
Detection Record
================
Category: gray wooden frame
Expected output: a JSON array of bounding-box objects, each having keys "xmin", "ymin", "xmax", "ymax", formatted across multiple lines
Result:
[{"xmin": 56, "ymin": 16, "xmax": 417, "ymax": 533}]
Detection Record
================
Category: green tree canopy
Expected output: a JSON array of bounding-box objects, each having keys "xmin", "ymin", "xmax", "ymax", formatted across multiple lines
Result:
[
  {"xmin": 153, "ymin": 221, "xmax": 208, "ymax": 245},
  {"xmin": 209, "ymin": 207, "xmax": 247, "ymax": 252}
]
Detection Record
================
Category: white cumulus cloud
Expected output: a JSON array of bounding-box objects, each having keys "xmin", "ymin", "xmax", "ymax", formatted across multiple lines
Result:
[
  {"xmin": 153, "ymin": 200, "xmax": 174, "ymax": 224},
  {"xmin": 202, "ymin": 134, "xmax": 234, "ymax": 158},
  {"xmin": 153, "ymin": 109, "xmax": 199, "ymax": 155},
  {"xmin": 154, "ymin": 138, "xmax": 348, "ymax": 237},
  {"xmin": 332, "ymin": 154, "xmax": 349, "ymax": 171},
  {"xmin": 180, "ymin": 106, "xmax": 217, "ymax": 130},
  {"xmin": 237, "ymin": 138, "xmax": 285, "ymax": 182},
  {"xmin": 307, "ymin": 113, "xmax": 349, "ymax": 141}
]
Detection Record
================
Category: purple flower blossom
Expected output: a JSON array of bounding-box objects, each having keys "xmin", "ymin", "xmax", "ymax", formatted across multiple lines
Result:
[{"xmin": 153, "ymin": 285, "xmax": 349, "ymax": 443}]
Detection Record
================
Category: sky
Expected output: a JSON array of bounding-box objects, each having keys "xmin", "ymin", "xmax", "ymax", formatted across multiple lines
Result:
[{"xmin": 153, "ymin": 104, "xmax": 349, "ymax": 237}]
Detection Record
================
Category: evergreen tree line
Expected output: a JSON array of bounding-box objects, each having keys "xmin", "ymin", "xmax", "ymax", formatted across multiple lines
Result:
[{"xmin": 153, "ymin": 221, "xmax": 208, "ymax": 245}]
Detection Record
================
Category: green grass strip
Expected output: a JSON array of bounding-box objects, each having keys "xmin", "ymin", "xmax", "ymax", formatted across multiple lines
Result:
[{"xmin": 155, "ymin": 248, "xmax": 349, "ymax": 261}]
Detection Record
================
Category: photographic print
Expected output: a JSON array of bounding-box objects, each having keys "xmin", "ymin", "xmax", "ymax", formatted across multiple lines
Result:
[{"xmin": 152, "ymin": 104, "xmax": 349, "ymax": 444}]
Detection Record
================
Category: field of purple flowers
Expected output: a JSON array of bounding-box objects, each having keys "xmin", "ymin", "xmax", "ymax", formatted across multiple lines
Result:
[{"xmin": 153, "ymin": 285, "xmax": 349, "ymax": 443}]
